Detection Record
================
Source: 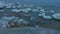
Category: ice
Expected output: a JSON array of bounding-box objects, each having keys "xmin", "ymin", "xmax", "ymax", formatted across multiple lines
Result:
[
  {"xmin": 0, "ymin": 16, "xmax": 20, "ymax": 28},
  {"xmin": 0, "ymin": 1, "xmax": 5, "ymax": 8},
  {"xmin": 43, "ymin": 15, "xmax": 52, "ymax": 19},
  {"xmin": 38, "ymin": 13, "xmax": 45, "ymax": 17},
  {"xmin": 12, "ymin": 9, "xmax": 20, "ymax": 13},
  {"xmin": 32, "ymin": 9, "xmax": 39, "ymax": 12},
  {"xmin": 52, "ymin": 13, "xmax": 60, "ymax": 19},
  {"xmin": 49, "ymin": 10, "xmax": 55, "ymax": 13},
  {"xmin": 2, "ymin": 24, "xmax": 7, "ymax": 28},
  {"xmin": 17, "ymin": 19, "xmax": 29, "ymax": 24},
  {"xmin": 40, "ymin": 9, "xmax": 45, "ymax": 12},
  {"xmin": 22, "ymin": 20, "xmax": 29, "ymax": 24},
  {"xmin": 12, "ymin": 5, "xmax": 16, "ymax": 9},
  {"xmin": 16, "ymin": 5, "xmax": 22, "ymax": 9},
  {"xmin": 0, "ymin": 10, "xmax": 5, "ymax": 12},
  {"xmin": 12, "ymin": 9, "xmax": 18, "ymax": 12},
  {"xmin": 5, "ymin": 3, "xmax": 13, "ymax": 8},
  {"xmin": 26, "ymin": 8, "xmax": 32, "ymax": 11},
  {"xmin": 35, "ymin": 25, "xmax": 39, "ymax": 28}
]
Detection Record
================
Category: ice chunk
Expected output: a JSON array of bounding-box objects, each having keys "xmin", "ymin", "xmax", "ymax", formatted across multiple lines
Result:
[
  {"xmin": 40, "ymin": 9, "xmax": 45, "ymax": 12},
  {"xmin": 17, "ymin": 19, "xmax": 24, "ymax": 24},
  {"xmin": 30, "ymin": 17, "xmax": 36, "ymax": 21},
  {"xmin": 35, "ymin": 25, "xmax": 39, "ymax": 28},
  {"xmin": 52, "ymin": 13, "xmax": 60, "ymax": 19},
  {"xmin": 43, "ymin": 15, "xmax": 52, "ymax": 19},
  {"xmin": 12, "ymin": 9, "xmax": 17, "ymax": 12},
  {"xmin": 12, "ymin": 9, "xmax": 20, "ymax": 13},
  {"xmin": 17, "ymin": 19, "xmax": 29, "ymax": 24},
  {"xmin": 12, "ymin": 5, "xmax": 16, "ymax": 9},
  {"xmin": 49, "ymin": 10, "xmax": 55, "ymax": 13},
  {"xmin": 26, "ymin": 8, "xmax": 32, "ymax": 11},
  {"xmin": 39, "ymin": 9, "xmax": 45, "ymax": 14},
  {"xmin": 0, "ymin": 16, "xmax": 20, "ymax": 28},
  {"xmin": 21, "ymin": 9, "xmax": 29, "ymax": 13},
  {"xmin": 32, "ymin": 9, "xmax": 39, "ymax": 12},
  {"xmin": 36, "ymin": 7, "xmax": 42, "ymax": 10},
  {"xmin": 19, "ymin": 19, "xmax": 24, "ymax": 21},
  {"xmin": 24, "ymin": 10, "xmax": 29, "ymax": 13},
  {"xmin": 0, "ymin": 10, "xmax": 4, "ymax": 12},
  {"xmin": 23, "ymin": 21, "xmax": 29, "ymax": 24},
  {"xmin": 5, "ymin": 3, "xmax": 13, "ymax": 8},
  {"xmin": 16, "ymin": 5, "xmax": 22, "ymax": 9},
  {"xmin": 38, "ymin": 13, "xmax": 45, "ymax": 17},
  {"xmin": 2, "ymin": 24, "xmax": 7, "ymax": 28},
  {"xmin": 0, "ymin": 1, "xmax": 5, "ymax": 8}
]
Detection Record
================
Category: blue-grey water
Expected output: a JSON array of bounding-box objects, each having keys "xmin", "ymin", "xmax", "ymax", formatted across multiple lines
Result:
[{"xmin": 0, "ymin": 0, "xmax": 60, "ymax": 7}]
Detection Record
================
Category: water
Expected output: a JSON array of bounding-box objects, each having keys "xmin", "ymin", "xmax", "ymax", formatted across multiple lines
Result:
[{"xmin": 0, "ymin": 0, "xmax": 59, "ymax": 6}]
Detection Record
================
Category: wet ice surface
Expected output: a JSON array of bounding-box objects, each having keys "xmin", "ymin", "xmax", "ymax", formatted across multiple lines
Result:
[{"xmin": 0, "ymin": 1, "xmax": 60, "ymax": 30}]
